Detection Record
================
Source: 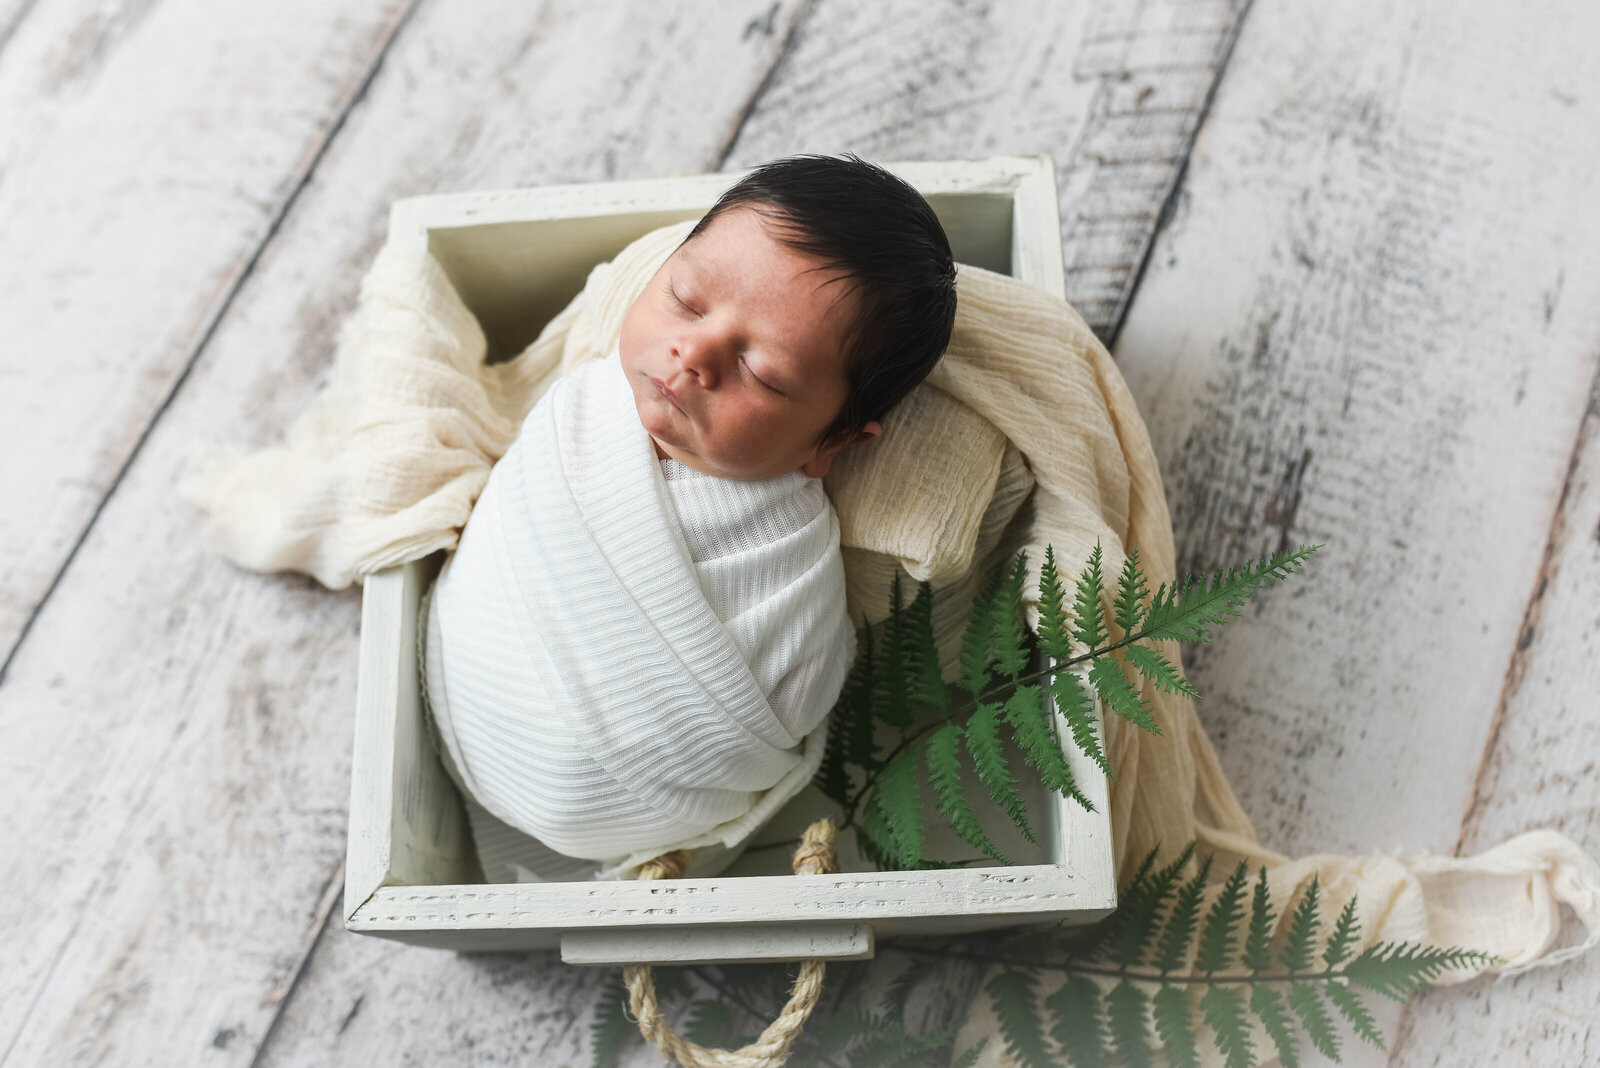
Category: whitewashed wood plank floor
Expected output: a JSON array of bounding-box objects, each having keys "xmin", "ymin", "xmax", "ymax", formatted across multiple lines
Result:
[{"xmin": 0, "ymin": 1, "xmax": 1594, "ymax": 1066}]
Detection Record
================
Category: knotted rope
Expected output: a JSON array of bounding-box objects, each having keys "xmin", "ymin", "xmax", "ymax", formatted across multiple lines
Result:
[{"xmin": 624, "ymin": 820, "xmax": 839, "ymax": 1068}]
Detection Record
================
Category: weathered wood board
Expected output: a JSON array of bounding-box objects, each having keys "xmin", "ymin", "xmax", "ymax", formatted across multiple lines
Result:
[
  {"xmin": 1, "ymin": 0, "xmax": 1596, "ymax": 1063},
  {"xmin": 727, "ymin": 0, "xmax": 1248, "ymax": 336},
  {"xmin": 0, "ymin": 0, "xmax": 414, "ymax": 665},
  {"xmin": 0, "ymin": 0, "xmax": 818, "ymax": 1063},
  {"xmin": 1389, "ymin": 367, "xmax": 1600, "ymax": 1065},
  {"xmin": 1107, "ymin": 0, "xmax": 1600, "ymax": 1064}
]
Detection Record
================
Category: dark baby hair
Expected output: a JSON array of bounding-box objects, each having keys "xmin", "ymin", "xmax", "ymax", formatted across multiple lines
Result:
[{"xmin": 680, "ymin": 153, "xmax": 958, "ymax": 445}]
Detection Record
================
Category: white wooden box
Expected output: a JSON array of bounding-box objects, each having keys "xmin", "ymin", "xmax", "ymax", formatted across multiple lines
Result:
[{"xmin": 344, "ymin": 156, "xmax": 1117, "ymax": 964}]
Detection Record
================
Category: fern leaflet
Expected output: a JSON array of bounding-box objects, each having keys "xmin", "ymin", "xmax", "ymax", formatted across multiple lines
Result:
[
  {"xmin": 926, "ymin": 722, "xmax": 1006, "ymax": 864},
  {"xmin": 987, "ymin": 970, "xmax": 1054, "ymax": 1068},
  {"xmin": 1037, "ymin": 545, "xmax": 1072, "ymax": 662},
  {"xmin": 1249, "ymin": 985, "xmax": 1300, "ymax": 1068},
  {"xmin": 588, "ymin": 970, "xmax": 632, "ymax": 1068},
  {"xmin": 1072, "ymin": 544, "xmax": 1109, "ymax": 652},
  {"xmin": 966, "ymin": 700, "xmax": 1034, "ymax": 844},
  {"xmin": 1323, "ymin": 897, "xmax": 1361, "ymax": 968},
  {"xmin": 1089, "ymin": 655, "xmax": 1161, "ymax": 735},
  {"xmin": 1242, "ymin": 867, "xmax": 1275, "ymax": 972},
  {"xmin": 1106, "ymin": 981, "xmax": 1152, "ymax": 1068},
  {"xmin": 1153, "ymin": 854, "xmax": 1211, "ymax": 972},
  {"xmin": 1124, "ymin": 643, "xmax": 1199, "ymax": 699},
  {"xmin": 1288, "ymin": 982, "xmax": 1340, "ymax": 1060},
  {"xmin": 1280, "ymin": 877, "xmax": 1321, "ymax": 973},
  {"xmin": 1151, "ymin": 985, "xmax": 1199, "ymax": 1068},
  {"xmin": 1050, "ymin": 671, "xmax": 1110, "ymax": 780},
  {"xmin": 1045, "ymin": 974, "xmax": 1106, "ymax": 1068},
  {"xmin": 1327, "ymin": 978, "xmax": 1385, "ymax": 1049},
  {"xmin": 1141, "ymin": 546, "xmax": 1320, "ymax": 643},
  {"xmin": 1195, "ymin": 860, "xmax": 1249, "ymax": 972},
  {"xmin": 993, "ymin": 554, "xmax": 1032, "ymax": 679},
  {"xmin": 1114, "ymin": 547, "xmax": 1148, "ymax": 633},
  {"xmin": 1005, "ymin": 685, "xmax": 1091, "ymax": 811},
  {"xmin": 1199, "ymin": 985, "xmax": 1254, "ymax": 1068},
  {"xmin": 875, "ymin": 748, "xmax": 924, "ymax": 869}
]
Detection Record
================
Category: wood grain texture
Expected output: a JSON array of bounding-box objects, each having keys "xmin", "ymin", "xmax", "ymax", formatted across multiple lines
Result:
[
  {"xmin": 0, "ymin": 1, "xmax": 815, "ymax": 1064},
  {"xmin": 1387, "ymin": 368, "xmax": 1600, "ymax": 1065},
  {"xmin": 1107, "ymin": 0, "xmax": 1600, "ymax": 1063},
  {"xmin": 1113, "ymin": 0, "xmax": 1600, "ymax": 860},
  {"xmin": 721, "ymin": 0, "xmax": 1246, "ymax": 335},
  {"xmin": 0, "ymin": 0, "xmax": 415, "ymax": 670}
]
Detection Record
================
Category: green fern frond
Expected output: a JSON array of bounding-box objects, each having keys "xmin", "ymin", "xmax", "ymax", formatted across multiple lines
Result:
[
  {"xmin": 907, "ymin": 580, "xmax": 948, "ymax": 709},
  {"xmin": 1045, "ymin": 975, "xmax": 1106, "ymax": 1068},
  {"xmin": 1280, "ymin": 877, "xmax": 1321, "ymax": 973},
  {"xmin": 1153, "ymin": 854, "xmax": 1212, "ymax": 972},
  {"xmin": 958, "ymin": 565, "xmax": 1006, "ymax": 697},
  {"xmin": 987, "ymin": 970, "xmax": 1054, "ymax": 1068},
  {"xmin": 1248, "ymin": 985, "xmax": 1300, "ymax": 1068},
  {"xmin": 1195, "ymin": 861, "xmax": 1250, "ymax": 972},
  {"xmin": 1051, "ymin": 672, "xmax": 1111, "ymax": 778},
  {"xmin": 1089, "ymin": 655, "xmax": 1162, "ymax": 735},
  {"xmin": 876, "ymin": 748, "xmax": 924, "ymax": 868},
  {"xmin": 1199, "ymin": 985, "xmax": 1254, "ymax": 1068},
  {"xmin": 1287, "ymin": 982, "xmax": 1340, "ymax": 1060},
  {"xmin": 843, "ymin": 620, "xmax": 880, "ymax": 770},
  {"xmin": 993, "ymin": 554, "xmax": 1032, "ymax": 679},
  {"xmin": 1072, "ymin": 544, "xmax": 1109, "ymax": 652},
  {"xmin": 1141, "ymin": 546, "xmax": 1320, "ymax": 643},
  {"xmin": 1114, "ymin": 547, "xmax": 1148, "ymax": 633},
  {"xmin": 966, "ymin": 701, "xmax": 1034, "ymax": 844},
  {"xmin": 927, "ymin": 722, "xmax": 1007, "ymax": 864},
  {"xmin": 1242, "ymin": 867, "xmax": 1275, "ymax": 972},
  {"xmin": 1327, "ymin": 978, "xmax": 1385, "ymax": 1050},
  {"xmin": 879, "ymin": 575, "xmax": 914, "ymax": 729},
  {"xmin": 1341, "ymin": 942, "xmax": 1499, "ymax": 1000},
  {"xmin": 1323, "ymin": 897, "xmax": 1361, "ymax": 968},
  {"xmin": 588, "ymin": 970, "xmax": 633, "ymax": 1068},
  {"xmin": 1112, "ymin": 845, "xmax": 1196, "ymax": 965},
  {"xmin": 1106, "ymin": 981, "xmax": 1152, "ymax": 1068},
  {"xmin": 1151, "ymin": 985, "xmax": 1199, "ymax": 1068},
  {"xmin": 858, "ymin": 789, "xmax": 898, "ymax": 871},
  {"xmin": 1124, "ymin": 643, "xmax": 1200, "ymax": 699},
  {"xmin": 1005, "ymin": 685, "xmax": 1092, "ymax": 811},
  {"xmin": 1038, "ymin": 546, "xmax": 1073, "ymax": 662},
  {"xmin": 818, "ymin": 710, "xmax": 851, "ymax": 806}
]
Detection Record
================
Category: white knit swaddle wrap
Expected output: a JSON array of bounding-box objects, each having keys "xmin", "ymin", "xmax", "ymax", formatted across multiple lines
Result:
[{"xmin": 422, "ymin": 350, "xmax": 855, "ymax": 878}]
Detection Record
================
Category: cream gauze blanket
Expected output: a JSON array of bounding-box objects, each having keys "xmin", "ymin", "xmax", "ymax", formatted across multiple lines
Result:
[
  {"xmin": 422, "ymin": 348, "xmax": 853, "ymax": 882},
  {"xmin": 182, "ymin": 218, "xmax": 1599, "ymax": 1066}
]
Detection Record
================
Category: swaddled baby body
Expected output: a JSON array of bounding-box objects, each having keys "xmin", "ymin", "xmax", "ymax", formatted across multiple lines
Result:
[{"xmin": 422, "ymin": 154, "xmax": 958, "ymax": 881}]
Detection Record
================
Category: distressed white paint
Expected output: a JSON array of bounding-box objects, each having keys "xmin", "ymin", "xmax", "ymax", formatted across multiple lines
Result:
[{"xmin": 0, "ymin": 0, "xmax": 414, "ymax": 661}]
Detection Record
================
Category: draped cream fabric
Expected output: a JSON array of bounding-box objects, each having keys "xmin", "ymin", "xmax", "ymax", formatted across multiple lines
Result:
[{"xmin": 181, "ymin": 220, "xmax": 1599, "ymax": 1065}]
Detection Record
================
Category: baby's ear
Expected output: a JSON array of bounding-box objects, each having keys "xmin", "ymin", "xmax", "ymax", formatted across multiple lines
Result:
[{"xmin": 801, "ymin": 421, "xmax": 882, "ymax": 478}]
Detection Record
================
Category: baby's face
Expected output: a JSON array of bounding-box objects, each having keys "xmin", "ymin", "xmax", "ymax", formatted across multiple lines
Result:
[{"xmin": 619, "ymin": 207, "xmax": 869, "ymax": 481}]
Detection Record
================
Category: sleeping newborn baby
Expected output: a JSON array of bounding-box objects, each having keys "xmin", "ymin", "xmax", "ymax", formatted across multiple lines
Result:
[{"xmin": 422, "ymin": 154, "xmax": 957, "ymax": 882}]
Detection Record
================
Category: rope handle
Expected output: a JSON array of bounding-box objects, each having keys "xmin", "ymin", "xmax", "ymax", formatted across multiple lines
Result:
[{"xmin": 624, "ymin": 820, "xmax": 839, "ymax": 1068}]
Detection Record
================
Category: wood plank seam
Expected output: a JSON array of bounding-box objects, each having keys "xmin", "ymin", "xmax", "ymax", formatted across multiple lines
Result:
[
  {"xmin": 1104, "ymin": 0, "xmax": 1257, "ymax": 349},
  {"xmin": 244, "ymin": 863, "xmax": 347, "ymax": 1068},
  {"xmin": 714, "ymin": 0, "xmax": 816, "ymax": 170},
  {"xmin": 0, "ymin": 874, "xmax": 100, "ymax": 1068},
  {"xmin": 1452, "ymin": 356, "xmax": 1600, "ymax": 854},
  {"xmin": 0, "ymin": 0, "xmax": 41, "ymax": 64},
  {"xmin": 0, "ymin": 0, "xmax": 423, "ymax": 690},
  {"xmin": 1384, "ymin": 307, "xmax": 1600, "ymax": 1068}
]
